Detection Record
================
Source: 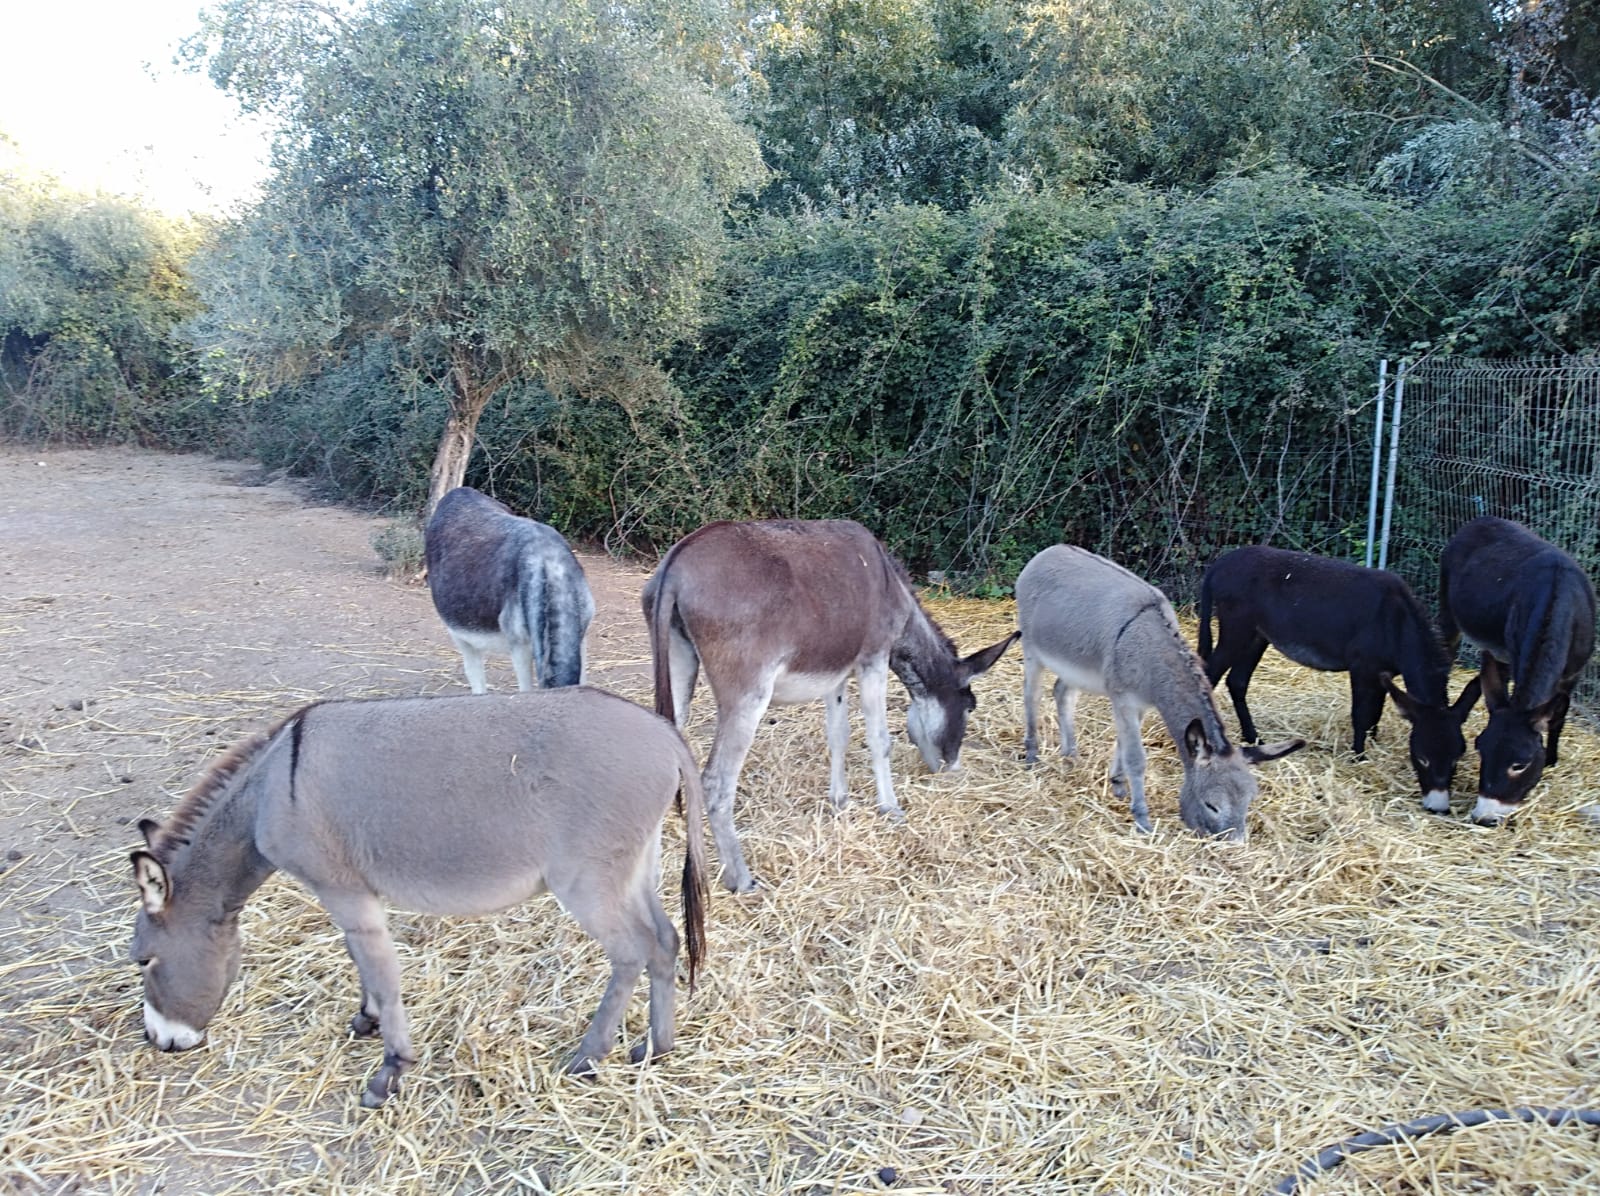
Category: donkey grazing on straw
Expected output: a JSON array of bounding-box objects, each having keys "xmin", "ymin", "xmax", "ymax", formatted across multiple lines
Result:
[
  {"xmin": 1016, "ymin": 546, "xmax": 1303, "ymax": 839},
  {"xmin": 1198, "ymin": 546, "xmax": 1481, "ymax": 813},
  {"xmin": 127, "ymin": 688, "xmax": 708, "ymax": 1108},
  {"xmin": 642, "ymin": 519, "xmax": 1016, "ymax": 893},
  {"xmin": 425, "ymin": 486, "xmax": 594, "ymax": 691},
  {"xmin": 1439, "ymin": 516, "xmax": 1596, "ymax": 825}
]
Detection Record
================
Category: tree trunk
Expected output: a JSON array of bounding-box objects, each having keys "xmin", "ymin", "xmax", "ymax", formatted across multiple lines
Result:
[{"xmin": 425, "ymin": 378, "xmax": 492, "ymax": 519}]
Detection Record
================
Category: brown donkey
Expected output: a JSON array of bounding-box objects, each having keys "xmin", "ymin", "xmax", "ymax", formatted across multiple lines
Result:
[
  {"xmin": 642, "ymin": 519, "xmax": 1016, "ymax": 893},
  {"xmin": 127, "ymin": 688, "xmax": 708, "ymax": 1108}
]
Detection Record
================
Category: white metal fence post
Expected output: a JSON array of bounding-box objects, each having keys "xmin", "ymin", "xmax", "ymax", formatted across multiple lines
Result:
[
  {"xmin": 1377, "ymin": 358, "xmax": 1406, "ymax": 571},
  {"xmin": 1365, "ymin": 358, "xmax": 1388, "ymax": 567}
]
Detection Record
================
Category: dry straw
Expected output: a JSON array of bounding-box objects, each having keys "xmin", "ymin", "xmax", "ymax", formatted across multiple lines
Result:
[{"xmin": 4, "ymin": 594, "xmax": 1599, "ymax": 1194}]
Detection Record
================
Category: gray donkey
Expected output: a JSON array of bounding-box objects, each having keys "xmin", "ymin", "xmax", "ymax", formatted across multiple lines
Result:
[
  {"xmin": 128, "ymin": 688, "xmax": 708, "ymax": 1108},
  {"xmin": 1016, "ymin": 546, "xmax": 1303, "ymax": 839},
  {"xmin": 425, "ymin": 486, "xmax": 594, "ymax": 691}
]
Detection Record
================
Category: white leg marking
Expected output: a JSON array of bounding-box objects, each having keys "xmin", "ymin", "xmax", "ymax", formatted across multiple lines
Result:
[
  {"xmin": 144, "ymin": 1001, "xmax": 205, "ymax": 1050},
  {"xmin": 1421, "ymin": 789, "xmax": 1451, "ymax": 814}
]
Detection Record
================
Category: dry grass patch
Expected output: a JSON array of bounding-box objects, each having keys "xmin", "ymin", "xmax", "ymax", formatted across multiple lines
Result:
[{"xmin": 3, "ymin": 597, "xmax": 1599, "ymax": 1194}]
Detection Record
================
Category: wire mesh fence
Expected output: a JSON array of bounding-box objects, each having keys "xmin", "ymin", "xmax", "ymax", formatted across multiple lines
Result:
[{"xmin": 1380, "ymin": 356, "xmax": 1600, "ymax": 712}]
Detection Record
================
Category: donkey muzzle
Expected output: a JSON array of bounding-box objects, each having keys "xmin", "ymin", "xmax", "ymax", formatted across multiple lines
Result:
[{"xmin": 143, "ymin": 1000, "xmax": 205, "ymax": 1051}]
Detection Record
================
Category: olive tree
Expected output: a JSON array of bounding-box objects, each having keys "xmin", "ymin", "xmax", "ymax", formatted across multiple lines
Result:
[{"xmin": 183, "ymin": 0, "xmax": 764, "ymax": 510}]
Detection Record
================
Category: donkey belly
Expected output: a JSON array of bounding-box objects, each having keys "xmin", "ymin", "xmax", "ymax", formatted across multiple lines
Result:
[
  {"xmin": 1032, "ymin": 650, "xmax": 1117, "ymax": 701},
  {"xmin": 448, "ymin": 625, "xmax": 514, "ymax": 655},
  {"xmin": 770, "ymin": 667, "xmax": 854, "ymax": 705},
  {"xmin": 1270, "ymin": 641, "xmax": 1348, "ymax": 673}
]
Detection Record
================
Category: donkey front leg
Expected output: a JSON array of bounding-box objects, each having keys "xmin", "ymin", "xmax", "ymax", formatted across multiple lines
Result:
[
  {"xmin": 1109, "ymin": 697, "xmax": 1152, "ymax": 833},
  {"xmin": 824, "ymin": 680, "xmax": 851, "ymax": 809},
  {"xmin": 855, "ymin": 655, "xmax": 904, "ymax": 821},
  {"xmin": 1053, "ymin": 678, "xmax": 1080, "ymax": 760},
  {"xmin": 322, "ymin": 890, "xmax": 416, "ymax": 1109}
]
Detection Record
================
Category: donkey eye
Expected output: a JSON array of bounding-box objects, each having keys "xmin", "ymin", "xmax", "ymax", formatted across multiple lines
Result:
[
  {"xmin": 1415, "ymin": 755, "xmax": 1430, "ymax": 768},
  {"xmin": 1508, "ymin": 761, "xmax": 1530, "ymax": 777},
  {"xmin": 1203, "ymin": 802, "xmax": 1220, "ymax": 816}
]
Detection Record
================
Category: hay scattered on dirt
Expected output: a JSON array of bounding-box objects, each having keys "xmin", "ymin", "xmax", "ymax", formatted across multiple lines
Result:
[{"xmin": 4, "ymin": 594, "xmax": 1599, "ymax": 1194}]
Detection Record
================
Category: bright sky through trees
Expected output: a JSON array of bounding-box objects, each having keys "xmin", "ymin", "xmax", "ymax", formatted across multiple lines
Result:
[{"xmin": 0, "ymin": 0, "xmax": 269, "ymax": 214}]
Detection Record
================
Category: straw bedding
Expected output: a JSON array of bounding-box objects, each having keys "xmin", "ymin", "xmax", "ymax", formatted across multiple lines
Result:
[{"xmin": 4, "ymin": 585, "xmax": 1600, "ymax": 1192}]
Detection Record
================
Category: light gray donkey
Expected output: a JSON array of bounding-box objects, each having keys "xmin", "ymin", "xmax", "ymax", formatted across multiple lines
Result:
[
  {"xmin": 1015, "ymin": 545, "xmax": 1304, "ymax": 839},
  {"xmin": 643, "ymin": 519, "xmax": 1017, "ymax": 893},
  {"xmin": 424, "ymin": 486, "xmax": 595, "ymax": 691},
  {"xmin": 127, "ymin": 688, "xmax": 708, "ymax": 1108}
]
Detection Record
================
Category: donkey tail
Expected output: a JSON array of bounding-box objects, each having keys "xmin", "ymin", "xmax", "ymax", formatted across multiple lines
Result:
[
  {"xmin": 1197, "ymin": 568, "xmax": 1216, "ymax": 661},
  {"xmin": 673, "ymin": 735, "xmax": 710, "ymax": 990},
  {"xmin": 644, "ymin": 563, "xmax": 679, "ymax": 725}
]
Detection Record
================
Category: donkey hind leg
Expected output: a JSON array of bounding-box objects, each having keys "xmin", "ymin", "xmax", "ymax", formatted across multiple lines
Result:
[
  {"xmin": 559, "ymin": 856, "xmax": 677, "ymax": 1074},
  {"xmin": 1219, "ymin": 636, "xmax": 1269, "ymax": 744},
  {"xmin": 702, "ymin": 676, "xmax": 776, "ymax": 893},
  {"xmin": 1108, "ymin": 696, "xmax": 1151, "ymax": 833},
  {"xmin": 1022, "ymin": 650, "xmax": 1044, "ymax": 764},
  {"xmin": 320, "ymin": 890, "xmax": 415, "ymax": 1109},
  {"xmin": 450, "ymin": 632, "xmax": 490, "ymax": 695},
  {"xmin": 666, "ymin": 624, "xmax": 700, "ymax": 731},
  {"xmin": 824, "ymin": 679, "xmax": 851, "ymax": 809},
  {"xmin": 1053, "ymin": 678, "xmax": 1080, "ymax": 760},
  {"xmin": 1349, "ymin": 670, "xmax": 1385, "ymax": 757},
  {"xmin": 855, "ymin": 654, "xmax": 904, "ymax": 819},
  {"xmin": 508, "ymin": 637, "xmax": 537, "ymax": 692}
]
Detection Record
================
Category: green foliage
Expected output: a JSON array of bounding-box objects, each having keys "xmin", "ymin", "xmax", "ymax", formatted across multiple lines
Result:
[
  {"xmin": 370, "ymin": 521, "xmax": 426, "ymax": 576},
  {"xmin": 748, "ymin": 0, "xmax": 1023, "ymax": 212},
  {"xmin": 182, "ymin": 0, "xmax": 765, "ymax": 501},
  {"xmin": 0, "ymin": 166, "xmax": 205, "ymax": 443},
  {"xmin": 639, "ymin": 176, "xmax": 1431, "ymax": 586}
]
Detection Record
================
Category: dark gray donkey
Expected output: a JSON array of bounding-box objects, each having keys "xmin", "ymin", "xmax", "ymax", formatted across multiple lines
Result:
[
  {"xmin": 128, "ymin": 688, "xmax": 708, "ymax": 1108},
  {"xmin": 1440, "ymin": 516, "xmax": 1596, "ymax": 824},
  {"xmin": 424, "ymin": 486, "xmax": 595, "ymax": 691},
  {"xmin": 642, "ymin": 519, "xmax": 1016, "ymax": 893},
  {"xmin": 1016, "ymin": 545, "xmax": 1303, "ymax": 839}
]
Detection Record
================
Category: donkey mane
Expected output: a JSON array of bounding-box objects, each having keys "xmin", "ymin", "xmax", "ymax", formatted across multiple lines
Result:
[
  {"xmin": 154, "ymin": 705, "xmax": 315, "ymax": 858},
  {"xmin": 1153, "ymin": 601, "xmax": 1232, "ymax": 750}
]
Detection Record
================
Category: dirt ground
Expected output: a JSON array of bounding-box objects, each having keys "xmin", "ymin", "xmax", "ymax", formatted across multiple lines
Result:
[{"xmin": 0, "ymin": 445, "xmax": 654, "ymax": 900}]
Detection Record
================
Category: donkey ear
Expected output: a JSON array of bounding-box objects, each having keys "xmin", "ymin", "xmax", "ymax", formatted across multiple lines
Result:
[
  {"xmin": 138, "ymin": 818, "xmax": 162, "ymax": 848},
  {"xmin": 131, "ymin": 851, "xmax": 170, "ymax": 915},
  {"xmin": 1452, "ymin": 675, "xmax": 1483, "ymax": 722},
  {"xmin": 1242, "ymin": 737, "xmax": 1306, "ymax": 765},
  {"xmin": 957, "ymin": 631, "xmax": 1020, "ymax": 684},
  {"xmin": 1528, "ymin": 695, "xmax": 1561, "ymax": 736},
  {"xmin": 1480, "ymin": 656, "xmax": 1509, "ymax": 713},
  {"xmin": 1381, "ymin": 673, "xmax": 1419, "ymax": 722},
  {"xmin": 1184, "ymin": 719, "xmax": 1214, "ymax": 763}
]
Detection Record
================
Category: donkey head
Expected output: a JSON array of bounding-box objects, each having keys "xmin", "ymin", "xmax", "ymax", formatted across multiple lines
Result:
[
  {"xmin": 1472, "ymin": 655, "xmax": 1558, "ymax": 825},
  {"xmin": 1382, "ymin": 673, "xmax": 1482, "ymax": 814},
  {"xmin": 1180, "ymin": 721, "xmax": 1304, "ymax": 840},
  {"xmin": 128, "ymin": 820, "xmax": 243, "ymax": 1052},
  {"xmin": 903, "ymin": 632, "xmax": 1019, "ymax": 772}
]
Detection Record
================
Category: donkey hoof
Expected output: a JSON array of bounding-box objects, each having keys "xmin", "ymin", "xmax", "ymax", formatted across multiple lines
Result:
[
  {"xmin": 361, "ymin": 1069, "xmax": 400, "ymax": 1109},
  {"xmin": 1133, "ymin": 817, "xmax": 1154, "ymax": 835},
  {"xmin": 878, "ymin": 804, "xmax": 907, "ymax": 825},
  {"xmin": 350, "ymin": 1011, "xmax": 381, "ymax": 1038},
  {"xmin": 628, "ymin": 1039, "xmax": 672, "ymax": 1066},
  {"xmin": 563, "ymin": 1055, "xmax": 602, "ymax": 1080}
]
